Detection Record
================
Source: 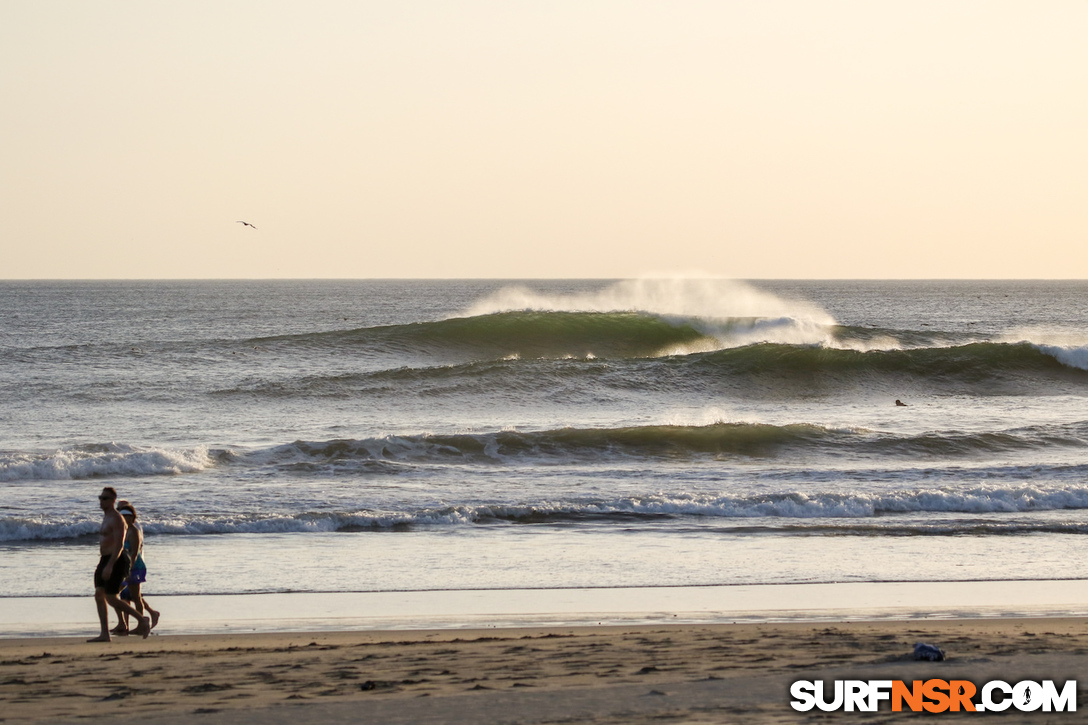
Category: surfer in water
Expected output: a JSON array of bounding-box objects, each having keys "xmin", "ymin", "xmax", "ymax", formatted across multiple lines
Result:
[{"xmin": 895, "ymin": 399, "xmax": 908, "ymax": 406}]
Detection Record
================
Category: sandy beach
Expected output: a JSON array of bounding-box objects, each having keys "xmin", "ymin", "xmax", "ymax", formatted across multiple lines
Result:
[{"xmin": 3, "ymin": 617, "xmax": 1086, "ymax": 723}]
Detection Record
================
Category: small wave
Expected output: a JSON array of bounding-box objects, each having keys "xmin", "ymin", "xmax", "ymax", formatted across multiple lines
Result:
[
  {"xmin": 0, "ymin": 444, "xmax": 216, "ymax": 482},
  {"xmin": 468, "ymin": 486, "xmax": 1088, "ymax": 520},
  {"xmin": 251, "ymin": 420, "xmax": 1088, "ymax": 469},
  {"xmin": 210, "ymin": 358, "xmax": 620, "ymax": 399},
  {"xmin": 0, "ymin": 509, "xmax": 478, "ymax": 542},
  {"xmin": 9, "ymin": 484, "xmax": 1088, "ymax": 541},
  {"xmin": 261, "ymin": 424, "xmax": 843, "ymax": 465},
  {"xmin": 0, "ymin": 517, "xmax": 102, "ymax": 542}
]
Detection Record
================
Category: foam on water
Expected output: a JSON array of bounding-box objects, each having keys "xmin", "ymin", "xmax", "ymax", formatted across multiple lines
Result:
[
  {"xmin": 465, "ymin": 278, "xmax": 838, "ymax": 353},
  {"xmin": 0, "ymin": 444, "xmax": 214, "ymax": 482},
  {"xmin": 464, "ymin": 278, "xmax": 834, "ymax": 322},
  {"xmin": 9, "ymin": 483, "xmax": 1088, "ymax": 542},
  {"xmin": 1036, "ymin": 344, "xmax": 1088, "ymax": 371},
  {"xmin": 999, "ymin": 328, "xmax": 1088, "ymax": 371},
  {"xmin": 7, "ymin": 417, "xmax": 1088, "ymax": 490}
]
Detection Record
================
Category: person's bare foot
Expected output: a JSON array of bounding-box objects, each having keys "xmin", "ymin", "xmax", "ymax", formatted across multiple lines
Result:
[
  {"xmin": 133, "ymin": 617, "xmax": 151, "ymax": 639},
  {"xmin": 111, "ymin": 625, "xmax": 129, "ymax": 636},
  {"xmin": 150, "ymin": 611, "xmax": 160, "ymax": 629},
  {"xmin": 87, "ymin": 634, "xmax": 111, "ymax": 643}
]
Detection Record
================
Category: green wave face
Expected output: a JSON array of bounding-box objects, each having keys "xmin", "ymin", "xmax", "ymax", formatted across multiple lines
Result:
[
  {"xmin": 277, "ymin": 420, "xmax": 1088, "ymax": 464},
  {"xmin": 247, "ymin": 311, "xmax": 1088, "ymax": 399},
  {"xmin": 399, "ymin": 311, "xmax": 717, "ymax": 358},
  {"xmin": 262, "ymin": 310, "xmax": 714, "ymax": 359},
  {"xmin": 494, "ymin": 422, "xmax": 836, "ymax": 458},
  {"xmin": 695, "ymin": 341, "xmax": 1076, "ymax": 379},
  {"xmin": 226, "ymin": 313, "xmax": 1088, "ymax": 403}
]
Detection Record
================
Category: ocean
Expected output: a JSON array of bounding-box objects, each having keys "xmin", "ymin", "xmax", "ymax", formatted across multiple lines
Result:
[{"xmin": 3, "ymin": 279, "xmax": 1088, "ymax": 625}]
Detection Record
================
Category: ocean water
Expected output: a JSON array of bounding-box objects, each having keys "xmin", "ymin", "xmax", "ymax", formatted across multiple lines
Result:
[{"xmin": 3, "ymin": 279, "xmax": 1088, "ymax": 606}]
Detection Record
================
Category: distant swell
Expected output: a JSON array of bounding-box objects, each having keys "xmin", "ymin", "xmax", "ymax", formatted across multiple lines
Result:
[
  {"xmin": 216, "ymin": 420, "xmax": 1088, "ymax": 472},
  {"xmin": 255, "ymin": 421, "xmax": 1088, "ymax": 467},
  {"xmin": 8, "ymin": 484, "xmax": 1088, "ymax": 541},
  {"xmin": 269, "ymin": 424, "xmax": 833, "ymax": 462}
]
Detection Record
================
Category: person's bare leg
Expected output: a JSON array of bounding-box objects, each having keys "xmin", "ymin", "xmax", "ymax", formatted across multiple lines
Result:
[
  {"xmin": 114, "ymin": 585, "xmax": 141, "ymax": 633},
  {"xmin": 111, "ymin": 605, "xmax": 129, "ymax": 635},
  {"xmin": 139, "ymin": 590, "xmax": 159, "ymax": 629},
  {"xmin": 105, "ymin": 593, "xmax": 150, "ymax": 638},
  {"xmin": 87, "ymin": 588, "xmax": 112, "ymax": 642},
  {"xmin": 130, "ymin": 584, "xmax": 144, "ymax": 617}
]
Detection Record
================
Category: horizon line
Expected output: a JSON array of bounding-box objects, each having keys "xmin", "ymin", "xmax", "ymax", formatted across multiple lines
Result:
[{"xmin": 3, "ymin": 276, "xmax": 1088, "ymax": 283}]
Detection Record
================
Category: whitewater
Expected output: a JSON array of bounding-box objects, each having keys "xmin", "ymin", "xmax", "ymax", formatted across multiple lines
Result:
[{"xmin": 3, "ymin": 279, "xmax": 1088, "ymax": 610}]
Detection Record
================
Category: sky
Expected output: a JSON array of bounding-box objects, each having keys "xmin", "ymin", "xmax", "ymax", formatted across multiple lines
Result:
[{"xmin": 2, "ymin": 1, "xmax": 1087, "ymax": 279}]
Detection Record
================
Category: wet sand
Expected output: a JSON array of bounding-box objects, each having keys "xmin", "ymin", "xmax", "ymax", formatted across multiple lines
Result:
[
  {"xmin": 2, "ymin": 618, "xmax": 1087, "ymax": 723},
  {"xmin": 6, "ymin": 579, "xmax": 1088, "ymax": 638}
]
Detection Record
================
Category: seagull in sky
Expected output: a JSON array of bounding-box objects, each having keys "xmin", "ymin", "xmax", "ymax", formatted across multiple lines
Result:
[{"xmin": 236, "ymin": 220, "xmax": 258, "ymax": 229}]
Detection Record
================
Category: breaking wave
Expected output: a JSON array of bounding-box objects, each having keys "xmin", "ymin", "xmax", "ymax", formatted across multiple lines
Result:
[
  {"xmin": 0, "ymin": 444, "xmax": 218, "ymax": 482},
  {"xmin": 692, "ymin": 340, "xmax": 1088, "ymax": 378},
  {"xmin": 7, "ymin": 418, "xmax": 1087, "ymax": 485},
  {"xmin": 210, "ymin": 338, "xmax": 1088, "ymax": 401},
  {"xmin": 8, "ymin": 484, "xmax": 1088, "ymax": 542}
]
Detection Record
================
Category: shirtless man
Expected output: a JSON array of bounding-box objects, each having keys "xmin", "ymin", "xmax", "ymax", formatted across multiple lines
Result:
[{"xmin": 89, "ymin": 487, "xmax": 150, "ymax": 642}]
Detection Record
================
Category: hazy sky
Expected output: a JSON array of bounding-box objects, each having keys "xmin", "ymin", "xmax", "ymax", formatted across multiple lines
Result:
[{"xmin": 3, "ymin": 1, "xmax": 1087, "ymax": 279}]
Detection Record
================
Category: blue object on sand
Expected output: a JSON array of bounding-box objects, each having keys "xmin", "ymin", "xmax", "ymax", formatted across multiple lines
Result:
[{"xmin": 913, "ymin": 642, "xmax": 946, "ymax": 661}]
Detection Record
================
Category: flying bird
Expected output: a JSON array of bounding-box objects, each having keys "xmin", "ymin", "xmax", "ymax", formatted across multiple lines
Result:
[{"xmin": 236, "ymin": 220, "xmax": 258, "ymax": 229}]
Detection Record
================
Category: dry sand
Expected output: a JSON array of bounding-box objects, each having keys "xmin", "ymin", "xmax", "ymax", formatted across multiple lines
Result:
[{"xmin": 2, "ymin": 618, "xmax": 1086, "ymax": 723}]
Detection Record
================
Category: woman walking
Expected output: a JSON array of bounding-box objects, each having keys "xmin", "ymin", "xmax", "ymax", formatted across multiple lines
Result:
[{"xmin": 112, "ymin": 501, "xmax": 161, "ymax": 634}]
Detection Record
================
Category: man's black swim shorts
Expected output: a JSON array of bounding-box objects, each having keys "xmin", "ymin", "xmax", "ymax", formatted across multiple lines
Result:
[{"xmin": 94, "ymin": 552, "xmax": 132, "ymax": 596}]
